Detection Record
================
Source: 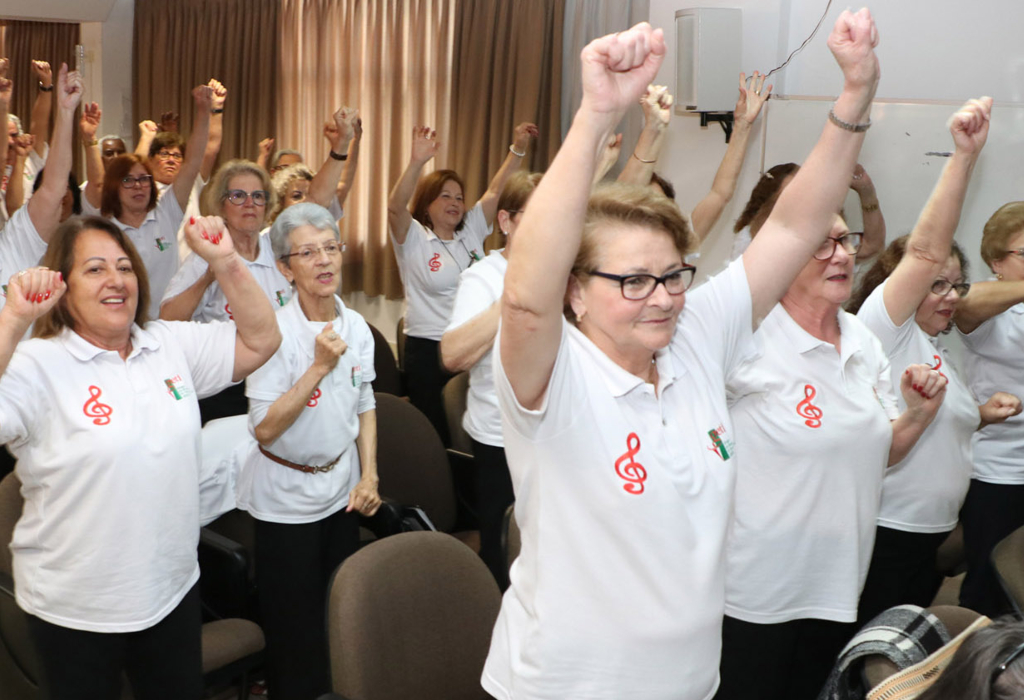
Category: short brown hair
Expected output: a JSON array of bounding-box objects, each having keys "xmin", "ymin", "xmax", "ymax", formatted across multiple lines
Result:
[
  {"xmin": 411, "ymin": 169, "xmax": 467, "ymax": 232},
  {"xmin": 494, "ymin": 171, "xmax": 542, "ymax": 236},
  {"xmin": 148, "ymin": 131, "xmax": 186, "ymax": 159},
  {"xmin": 734, "ymin": 163, "xmax": 800, "ymax": 234},
  {"xmin": 101, "ymin": 155, "xmax": 158, "ymax": 219},
  {"xmin": 203, "ymin": 159, "xmax": 276, "ymax": 217},
  {"xmin": 33, "ymin": 216, "xmax": 152, "ymax": 339},
  {"xmin": 981, "ymin": 202, "xmax": 1024, "ymax": 272}
]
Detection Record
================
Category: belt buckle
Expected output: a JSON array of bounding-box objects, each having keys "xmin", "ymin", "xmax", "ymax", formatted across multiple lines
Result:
[{"xmin": 314, "ymin": 463, "xmax": 335, "ymax": 473}]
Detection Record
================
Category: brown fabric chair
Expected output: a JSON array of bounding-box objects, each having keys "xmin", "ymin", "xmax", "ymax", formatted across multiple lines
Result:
[
  {"xmin": 327, "ymin": 531, "xmax": 501, "ymax": 700},
  {"xmin": 992, "ymin": 523, "xmax": 1024, "ymax": 617},
  {"xmin": 375, "ymin": 392, "xmax": 480, "ymax": 551},
  {"xmin": 367, "ymin": 322, "xmax": 403, "ymax": 396},
  {"xmin": 0, "ymin": 473, "xmax": 265, "ymax": 700},
  {"xmin": 443, "ymin": 371, "xmax": 474, "ymax": 456}
]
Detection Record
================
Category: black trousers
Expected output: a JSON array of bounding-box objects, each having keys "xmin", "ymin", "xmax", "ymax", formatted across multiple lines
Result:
[
  {"xmin": 715, "ymin": 615, "xmax": 856, "ymax": 700},
  {"xmin": 198, "ymin": 382, "xmax": 247, "ymax": 426},
  {"xmin": 404, "ymin": 335, "xmax": 453, "ymax": 446},
  {"xmin": 27, "ymin": 583, "xmax": 202, "ymax": 700},
  {"xmin": 960, "ymin": 479, "xmax": 1024, "ymax": 616},
  {"xmin": 254, "ymin": 508, "xmax": 361, "ymax": 700},
  {"xmin": 472, "ymin": 438, "xmax": 515, "ymax": 592},
  {"xmin": 857, "ymin": 526, "xmax": 951, "ymax": 626}
]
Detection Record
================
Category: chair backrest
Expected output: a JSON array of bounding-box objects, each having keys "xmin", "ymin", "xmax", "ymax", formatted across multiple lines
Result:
[
  {"xmin": 442, "ymin": 372, "xmax": 473, "ymax": 455},
  {"xmin": 396, "ymin": 318, "xmax": 406, "ymax": 370},
  {"xmin": 327, "ymin": 531, "xmax": 500, "ymax": 700},
  {"xmin": 374, "ymin": 393, "xmax": 457, "ymax": 532},
  {"xmin": 993, "ymin": 524, "xmax": 1024, "ymax": 616},
  {"xmin": 0, "ymin": 474, "xmax": 21, "ymax": 578},
  {"xmin": 502, "ymin": 504, "xmax": 520, "ymax": 574},
  {"xmin": 367, "ymin": 323, "xmax": 403, "ymax": 396}
]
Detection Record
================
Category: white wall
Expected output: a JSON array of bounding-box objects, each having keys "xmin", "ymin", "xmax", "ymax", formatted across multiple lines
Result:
[{"xmin": 0, "ymin": 0, "xmax": 116, "ymax": 23}]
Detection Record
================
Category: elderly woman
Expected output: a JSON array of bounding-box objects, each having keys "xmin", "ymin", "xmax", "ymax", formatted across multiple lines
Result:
[
  {"xmin": 847, "ymin": 99, "xmax": 1021, "ymax": 625},
  {"xmin": 917, "ymin": 617, "xmax": 1024, "ymax": 700},
  {"xmin": 0, "ymin": 214, "xmax": 279, "ymax": 698},
  {"xmin": 236, "ymin": 202, "xmax": 380, "ymax": 700},
  {"xmin": 439, "ymin": 171, "xmax": 540, "ymax": 590},
  {"xmin": 82, "ymin": 84, "xmax": 213, "ymax": 317},
  {"xmin": 387, "ymin": 120, "xmax": 537, "ymax": 443},
  {"xmin": 265, "ymin": 108, "xmax": 361, "ymax": 226},
  {"xmin": 486, "ymin": 13, "xmax": 880, "ymax": 700},
  {"xmin": 160, "ymin": 160, "xmax": 291, "ymax": 421},
  {"xmin": 950, "ymin": 202, "xmax": 1024, "ymax": 617}
]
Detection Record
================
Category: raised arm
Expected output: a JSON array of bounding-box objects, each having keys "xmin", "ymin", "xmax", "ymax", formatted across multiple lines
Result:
[
  {"xmin": 880, "ymin": 98, "xmax": 991, "ymax": 326},
  {"xmin": 172, "ymin": 85, "xmax": 213, "ymax": 212},
  {"xmin": 592, "ymin": 133, "xmax": 623, "ymax": 185},
  {"xmin": 0, "ymin": 60, "xmax": 10, "ymax": 172},
  {"xmin": 440, "ymin": 300, "xmax": 501, "ymax": 373},
  {"xmin": 200, "ymin": 79, "xmax": 226, "ymax": 180},
  {"xmin": 80, "ymin": 102, "xmax": 104, "ymax": 210},
  {"xmin": 256, "ymin": 137, "xmax": 274, "ymax": 171},
  {"xmin": 27, "ymin": 64, "xmax": 81, "ymax": 242},
  {"xmin": 618, "ymin": 84, "xmax": 671, "ymax": 185},
  {"xmin": 0, "ymin": 268, "xmax": 65, "ymax": 378},
  {"xmin": 690, "ymin": 72, "xmax": 772, "ymax": 243},
  {"xmin": 335, "ymin": 117, "xmax": 361, "ymax": 209},
  {"xmin": 743, "ymin": 9, "xmax": 880, "ymax": 326},
  {"xmin": 955, "ymin": 280, "xmax": 1024, "ymax": 334},
  {"xmin": 5, "ymin": 135, "xmax": 31, "ymax": 215},
  {"xmin": 849, "ymin": 164, "xmax": 886, "ymax": 258},
  {"xmin": 477, "ymin": 122, "xmax": 537, "ymax": 224},
  {"xmin": 387, "ymin": 126, "xmax": 438, "ymax": 244},
  {"xmin": 134, "ymin": 120, "xmax": 157, "ymax": 158},
  {"xmin": 501, "ymin": 24, "xmax": 665, "ymax": 409},
  {"xmin": 309, "ymin": 107, "xmax": 357, "ymax": 207},
  {"xmin": 28, "ymin": 61, "xmax": 52, "ymax": 159},
  {"xmin": 184, "ymin": 216, "xmax": 281, "ymax": 381},
  {"xmin": 158, "ymin": 266, "xmax": 215, "ymax": 321}
]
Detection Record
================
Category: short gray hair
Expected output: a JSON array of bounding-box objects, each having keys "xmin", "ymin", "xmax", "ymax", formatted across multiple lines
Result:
[
  {"xmin": 269, "ymin": 202, "xmax": 340, "ymax": 261},
  {"xmin": 99, "ymin": 134, "xmax": 126, "ymax": 146},
  {"xmin": 7, "ymin": 114, "xmax": 22, "ymax": 134},
  {"xmin": 269, "ymin": 149, "xmax": 302, "ymax": 170}
]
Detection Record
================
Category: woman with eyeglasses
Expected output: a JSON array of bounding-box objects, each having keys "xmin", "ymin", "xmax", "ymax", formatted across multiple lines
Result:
[
  {"xmin": 846, "ymin": 99, "xmax": 1021, "ymax": 626},
  {"xmin": 945, "ymin": 201, "xmax": 1024, "ymax": 618},
  {"xmin": 160, "ymin": 160, "xmax": 291, "ymax": 421},
  {"xmin": 486, "ymin": 13, "xmax": 883, "ymax": 700},
  {"xmin": 387, "ymin": 121, "xmax": 537, "ymax": 444},
  {"xmin": 86, "ymin": 84, "xmax": 213, "ymax": 318},
  {"xmin": 236, "ymin": 202, "xmax": 380, "ymax": 700}
]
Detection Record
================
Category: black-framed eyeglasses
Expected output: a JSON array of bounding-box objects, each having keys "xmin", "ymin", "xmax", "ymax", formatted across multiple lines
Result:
[
  {"xmin": 120, "ymin": 174, "xmax": 153, "ymax": 189},
  {"xmin": 588, "ymin": 265, "xmax": 696, "ymax": 301},
  {"xmin": 991, "ymin": 639, "xmax": 1024, "ymax": 688},
  {"xmin": 155, "ymin": 150, "xmax": 183, "ymax": 161},
  {"xmin": 930, "ymin": 279, "xmax": 970, "ymax": 297},
  {"xmin": 813, "ymin": 232, "xmax": 863, "ymax": 260},
  {"xmin": 280, "ymin": 243, "xmax": 344, "ymax": 262},
  {"xmin": 223, "ymin": 189, "xmax": 269, "ymax": 207}
]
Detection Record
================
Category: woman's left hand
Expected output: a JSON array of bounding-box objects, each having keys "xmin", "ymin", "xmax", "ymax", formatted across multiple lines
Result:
[
  {"xmin": 185, "ymin": 215, "xmax": 235, "ymax": 265},
  {"xmin": 979, "ymin": 391, "xmax": 1023, "ymax": 426},
  {"xmin": 734, "ymin": 71, "xmax": 771, "ymax": 125},
  {"xmin": 347, "ymin": 477, "xmax": 382, "ymax": 516},
  {"xmin": 900, "ymin": 363, "xmax": 947, "ymax": 416},
  {"xmin": 512, "ymin": 122, "xmax": 539, "ymax": 152}
]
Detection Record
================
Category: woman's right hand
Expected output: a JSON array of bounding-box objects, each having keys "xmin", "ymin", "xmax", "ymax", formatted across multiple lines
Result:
[
  {"xmin": 2, "ymin": 268, "xmax": 65, "ymax": 326},
  {"xmin": 313, "ymin": 323, "xmax": 347, "ymax": 374},
  {"xmin": 579, "ymin": 22, "xmax": 666, "ymax": 121},
  {"xmin": 410, "ymin": 126, "xmax": 438, "ymax": 163},
  {"xmin": 827, "ymin": 9, "xmax": 880, "ymax": 98},
  {"xmin": 949, "ymin": 97, "xmax": 992, "ymax": 157}
]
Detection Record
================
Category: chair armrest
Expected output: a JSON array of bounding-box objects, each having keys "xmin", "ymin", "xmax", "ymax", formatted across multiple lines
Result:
[
  {"xmin": 198, "ymin": 527, "xmax": 253, "ymax": 621},
  {"xmin": 447, "ymin": 448, "xmax": 479, "ymax": 530}
]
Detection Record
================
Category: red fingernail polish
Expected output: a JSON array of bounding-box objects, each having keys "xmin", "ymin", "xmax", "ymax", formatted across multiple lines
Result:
[
  {"xmin": 190, "ymin": 216, "xmax": 196, "ymax": 225},
  {"xmin": 44, "ymin": 291, "xmax": 50, "ymax": 300},
  {"xmin": 58, "ymin": 272, "xmax": 62, "ymax": 282},
  {"xmin": 202, "ymin": 232, "xmax": 209, "ymax": 240}
]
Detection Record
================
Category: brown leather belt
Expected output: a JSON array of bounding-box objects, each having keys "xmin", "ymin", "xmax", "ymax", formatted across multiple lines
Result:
[{"xmin": 259, "ymin": 445, "xmax": 340, "ymax": 474}]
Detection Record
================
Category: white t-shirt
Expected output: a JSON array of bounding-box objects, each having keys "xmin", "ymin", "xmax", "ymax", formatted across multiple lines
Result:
[
  {"xmin": 391, "ymin": 203, "xmax": 489, "ymax": 340},
  {"xmin": 857, "ymin": 280, "xmax": 980, "ymax": 532},
  {"xmin": 0, "ymin": 205, "xmax": 50, "ymax": 310},
  {"xmin": 238, "ymin": 295, "xmax": 376, "ymax": 524},
  {"xmin": 0, "ymin": 320, "xmax": 236, "ymax": 632},
  {"xmin": 444, "ymin": 249, "xmax": 507, "ymax": 447},
  {"xmin": 154, "ymin": 177, "xmax": 207, "ymax": 261},
  {"xmin": 959, "ymin": 297, "xmax": 1024, "ymax": 484},
  {"xmin": 725, "ymin": 305, "xmax": 898, "ymax": 624},
  {"xmin": 160, "ymin": 233, "xmax": 291, "ymax": 322},
  {"xmin": 111, "ymin": 193, "xmax": 184, "ymax": 319},
  {"xmin": 483, "ymin": 258, "xmax": 755, "ymax": 700}
]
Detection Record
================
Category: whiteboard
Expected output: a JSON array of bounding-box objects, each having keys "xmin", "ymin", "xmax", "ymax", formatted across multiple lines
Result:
[{"xmin": 761, "ymin": 96, "xmax": 1024, "ymax": 287}]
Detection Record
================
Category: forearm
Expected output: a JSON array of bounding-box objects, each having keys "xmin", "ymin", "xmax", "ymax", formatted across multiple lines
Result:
[
  {"xmin": 256, "ymin": 150, "xmax": 269, "ymax": 170},
  {"xmin": 6, "ymin": 157, "xmax": 25, "ymax": 213},
  {"xmin": 955, "ymin": 280, "xmax": 1024, "ymax": 332},
  {"xmin": 690, "ymin": 119, "xmax": 754, "ymax": 242},
  {"xmin": 135, "ymin": 129, "xmax": 154, "ymax": 158},
  {"xmin": 857, "ymin": 193, "xmax": 885, "ymax": 259},
  {"xmin": 888, "ymin": 407, "xmax": 935, "ymax": 466},
  {"xmin": 0, "ymin": 100, "xmax": 8, "ymax": 168},
  {"xmin": 212, "ymin": 253, "xmax": 280, "ymax": 362},
  {"xmin": 310, "ymin": 148, "xmax": 347, "ymax": 206},
  {"xmin": 336, "ymin": 136, "xmax": 361, "ymax": 206},
  {"xmin": 618, "ymin": 124, "xmax": 666, "ymax": 185},
  {"xmin": 200, "ymin": 113, "xmax": 223, "ymax": 180},
  {"xmin": 158, "ymin": 271, "xmax": 213, "ymax": 321},
  {"xmin": 906, "ymin": 152, "xmax": 977, "ymax": 262},
  {"xmin": 29, "ymin": 91, "xmax": 51, "ymax": 157},
  {"xmin": 254, "ymin": 364, "xmax": 329, "ymax": 446},
  {"xmin": 28, "ymin": 105, "xmax": 75, "ymax": 237},
  {"xmin": 0, "ymin": 307, "xmax": 30, "ymax": 379},
  {"xmin": 83, "ymin": 142, "xmax": 104, "ymax": 210},
  {"xmin": 356, "ymin": 409, "xmax": 378, "ymax": 482},
  {"xmin": 440, "ymin": 301, "xmax": 500, "ymax": 372},
  {"xmin": 480, "ymin": 150, "xmax": 525, "ymax": 223},
  {"xmin": 174, "ymin": 109, "xmax": 211, "ymax": 208}
]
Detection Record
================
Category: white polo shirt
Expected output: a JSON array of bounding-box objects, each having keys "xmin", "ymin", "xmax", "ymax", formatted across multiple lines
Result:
[
  {"xmin": 0, "ymin": 205, "xmax": 49, "ymax": 310},
  {"xmin": 0, "ymin": 320, "xmax": 236, "ymax": 632},
  {"xmin": 238, "ymin": 295, "xmax": 376, "ymax": 524},
  {"xmin": 391, "ymin": 203, "xmax": 488, "ymax": 340},
  {"xmin": 857, "ymin": 281, "xmax": 980, "ymax": 532},
  {"xmin": 160, "ymin": 232, "xmax": 291, "ymax": 322},
  {"xmin": 111, "ymin": 193, "xmax": 184, "ymax": 319},
  {"xmin": 483, "ymin": 258, "xmax": 754, "ymax": 700},
  {"xmin": 155, "ymin": 176, "xmax": 207, "ymax": 261},
  {"xmin": 444, "ymin": 249, "xmax": 507, "ymax": 447},
  {"xmin": 959, "ymin": 296, "xmax": 1024, "ymax": 484},
  {"xmin": 724, "ymin": 305, "xmax": 898, "ymax": 624}
]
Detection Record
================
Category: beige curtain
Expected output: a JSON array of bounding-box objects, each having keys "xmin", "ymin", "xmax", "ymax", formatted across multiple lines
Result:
[
  {"xmin": 133, "ymin": 0, "xmax": 278, "ymax": 167},
  {"xmin": 449, "ymin": 0, "xmax": 563, "ymax": 251},
  {"xmin": 1, "ymin": 20, "xmax": 82, "ymax": 176},
  {"xmin": 278, "ymin": 0, "xmax": 456, "ymax": 300}
]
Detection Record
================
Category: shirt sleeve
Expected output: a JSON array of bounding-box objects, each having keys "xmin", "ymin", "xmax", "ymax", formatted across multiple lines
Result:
[
  {"xmin": 856, "ymin": 279, "xmax": 914, "ymax": 355},
  {"xmin": 0, "ymin": 206, "xmax": 48, "ymax": 287},
  {"xmin": 682, "ymin": 257, "xmax": 756, "ymax": 376},
  {"xmin": 159, "ymin": 320, "xmax": 237, "ymax": 397},
  {"xmin": 245, "ymin": 339, "xmax": 295, "ymax": 402},
  {"xmin": 0, "ymin": 347, "xmax": 42, "ymax": 446},
  {"xmin": 445, "ymin": 268, "xmax": 496, "ymax": 333},
  {"xmin": 461, "ymin": 203, "xmax": 490, "ymax": 249},
  {"xmin": 871, "ymin": 336, "xmax": 901, "ymax": 421}
]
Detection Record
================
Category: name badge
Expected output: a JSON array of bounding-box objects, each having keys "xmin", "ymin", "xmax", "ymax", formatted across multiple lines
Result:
[{"xmin": 351, "ymin": 365, "xmax": 363, "ymax": 387}]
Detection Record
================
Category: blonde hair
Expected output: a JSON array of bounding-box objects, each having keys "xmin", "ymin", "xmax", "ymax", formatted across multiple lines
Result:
[{"xmin": 981, "ymin": 202, "xmax": 1024, "ymax": 272}]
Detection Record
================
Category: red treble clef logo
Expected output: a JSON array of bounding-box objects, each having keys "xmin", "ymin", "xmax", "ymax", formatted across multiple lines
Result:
[
  {"xmin": 224, "ymin": 303, "xmax": 234, "ymax": 320},
  {"xmin": 796, "ymin": 384, "xmax": 823, "ymax": 428},
  {"xmin": 614, "ymin": 433, "xmax": 647, "ymax": 495},
  {"xmin": 83, "ymin": 385, "xmax": 113, "ymax": 425},
  {"xmin": 931, "ymin": 354, "xmax": 946, "ymax": 380},
  {"xmin": 307, "ymin": 387, "xmax": 321, "ymax": 407},
  {"xmin": 428, "ymin": 253, "xmax": 442, "ymax": 272}
]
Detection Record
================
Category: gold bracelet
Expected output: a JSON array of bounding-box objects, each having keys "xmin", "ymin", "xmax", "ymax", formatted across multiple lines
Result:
[
  {"xmin": 85, "ymin": 138, "xmax": 99, "ymax": 147},
  {"xmin": 861, "ymin": 201, "xmax": 880, "ymax": 213},
  {"xmin": 632, "ymin": 152, "xmax": 657, "ymax": 164}
]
